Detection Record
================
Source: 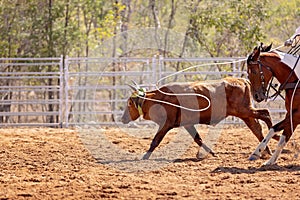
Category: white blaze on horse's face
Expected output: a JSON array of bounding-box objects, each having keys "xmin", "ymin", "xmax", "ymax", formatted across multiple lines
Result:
[
  {"xmin": 247, "ymin": 48, "xmax": 268, "ymax": 102},
  {"xmin": 247, "ymin": 64, "xmax": 267, "ymax": 102}
]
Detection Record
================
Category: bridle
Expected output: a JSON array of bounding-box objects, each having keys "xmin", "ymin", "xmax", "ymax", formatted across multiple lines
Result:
[
  {"xmin": 248, "ymin": 51, "xmax": 300, "ymax": 100},
  {"xmin": 248, "ymin": 56, "xmax": 284, "ymax": 100}
]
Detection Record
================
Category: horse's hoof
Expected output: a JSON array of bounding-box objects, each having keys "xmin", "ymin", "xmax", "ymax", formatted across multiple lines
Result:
[
  {"xmin": 210, "ymin": 151, "xmax": 217, "ymax": 157},
  {"xmin": 142, "ymin": 153, "xmax": 150, "ymax": 160},
  {"xmin": 249, "ymin": 154, "xmax": 260, "ymax": 161},
  {"xmin": 262, "ymin": 159, "xmax": 276, "ymax": 166},
  {"xmin": 262, "ymin": 162, "xmax": 270, "ymax": 166},
  {"xmin": 196, "ymin": 151, "xmax": 207, "ymax": 160}
]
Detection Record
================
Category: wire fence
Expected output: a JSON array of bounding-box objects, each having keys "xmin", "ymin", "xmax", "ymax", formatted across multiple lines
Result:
[{"xmin": 0, "ymin": 56, "xmax": 286, "ymax": 127}]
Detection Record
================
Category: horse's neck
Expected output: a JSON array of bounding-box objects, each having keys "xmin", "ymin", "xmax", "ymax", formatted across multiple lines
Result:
[{"xmin": 261, "ymin": 53, "xmax": 299, "ymax": 84}]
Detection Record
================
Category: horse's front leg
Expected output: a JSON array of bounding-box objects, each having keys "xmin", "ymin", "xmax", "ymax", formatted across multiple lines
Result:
[
  {"xmin": 263, "ymin": 135, "xmax": 287, "ymax": 165},
  {"xmin": 249, "ymin": 128, "xmax": 277, "ymax": 161},
  {"xmin": 249, "ymin": 119, "xmax": 285, "ymax": 161},
  {"xmin": 263, "ymin": 115, "xmax": 298, "ymax": 165}
]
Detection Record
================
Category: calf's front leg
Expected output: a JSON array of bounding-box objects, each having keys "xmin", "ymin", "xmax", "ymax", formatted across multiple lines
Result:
[{"xmin": 142, "ymin": 125, "xmax": 172, "ymax": 160}]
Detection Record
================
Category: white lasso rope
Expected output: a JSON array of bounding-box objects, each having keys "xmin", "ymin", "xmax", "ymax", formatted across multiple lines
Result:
[
  {"xmin": 136, "ymin": 44, "xmax": 283, "ymax": 113},
  {"xmin": 138, "ymin": 58, "xmax": 247, "ymax": 112},
  {"xmin": 271, "ymin": 44, "xmax": 284, "ymax": 51},
  {"xmin": 263, "ymin": 44, "xmax": 300, "ymax": 158},
  {"xmin": 290, "ymin": 74, "xmax": 300, "ymax": 158}
]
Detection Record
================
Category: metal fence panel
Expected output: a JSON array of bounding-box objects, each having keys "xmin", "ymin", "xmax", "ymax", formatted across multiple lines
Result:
[
  {"xmin": 64, "ymin": 57, "xmax": 154, "ymax": 127},
  {"xmin": 0, "ymin": 57, "xmax": 63, "ymax": 127},
  {"xmin": 64, "ymin": 56, "xmax": 286, "ymax": 127},
  {"xmin": 0, "ymin": 56, "xmax": 285, "ymax": 127}
]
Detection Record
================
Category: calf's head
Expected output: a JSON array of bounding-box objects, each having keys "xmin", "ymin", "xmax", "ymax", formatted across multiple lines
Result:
[{"xmin": 121, "ymin": 83, "xmax": 146, "ymax": 124}]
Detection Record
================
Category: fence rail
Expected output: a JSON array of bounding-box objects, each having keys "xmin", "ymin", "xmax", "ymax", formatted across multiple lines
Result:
[{"xmin": 0, "ymin": 56, "xmax": 285, "ymax": 127}]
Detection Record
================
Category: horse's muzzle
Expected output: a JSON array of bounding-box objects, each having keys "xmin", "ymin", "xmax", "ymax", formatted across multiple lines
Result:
[{"xmin": 254, "ymin": 92, "xmax": 267, "ymax": 102}]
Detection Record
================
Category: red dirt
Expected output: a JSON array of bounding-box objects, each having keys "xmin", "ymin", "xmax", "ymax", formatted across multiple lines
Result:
[{"xmin": 0, "ymin": 125, "xmax": 300, "ymax": 199}]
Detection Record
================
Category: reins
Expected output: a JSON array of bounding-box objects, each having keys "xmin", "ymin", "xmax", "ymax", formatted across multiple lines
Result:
[
  {"xmin": 274, "ymin": 55, "xmax": 300, "ymax": 97},
  {"xmin": 287, "ymin": 34, "xmax": 300, "ymax": 55},
  {"xmin": 257, "ymin": 60, "xmax": 273, "ymax": 99}
]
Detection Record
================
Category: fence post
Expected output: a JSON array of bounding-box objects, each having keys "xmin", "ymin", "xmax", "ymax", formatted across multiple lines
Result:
[
  {"xmin": 59, "ymin": 55, "xmax": 64, "ymax": 128},
  {"xmin": 152, "ymin": 56, "xmax": 157, "ymax": 84},
  {"xmin": 64, "ymin": 56, "xmax": 69, "ymax": 128}
]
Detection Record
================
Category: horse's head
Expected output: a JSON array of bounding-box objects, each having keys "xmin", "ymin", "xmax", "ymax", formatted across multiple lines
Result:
[{"xmin": 246, "ymin": 43, "xmax": 273, "ymax": 102}]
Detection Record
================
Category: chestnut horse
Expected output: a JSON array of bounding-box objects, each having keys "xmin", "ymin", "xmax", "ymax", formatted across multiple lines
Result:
[{"xmin": 247, "ymin": 43, "xmax": 300, "ymax": 165}]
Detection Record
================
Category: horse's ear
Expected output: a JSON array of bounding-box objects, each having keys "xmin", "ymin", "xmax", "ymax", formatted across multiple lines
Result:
[
  {"xmin": 252, "ymin": 46, "xmax": 261, "ymax": 61},
  {"xmin": 260, "ymin": 42, "xmax": 264, "ymax": 49},
  {"xmin": 259, "ymin": 43, "xmax": 272, "ymax": 52},
  {"xmin": 265, "ymin": 43, "xmax": 272, "ymax": 52}
]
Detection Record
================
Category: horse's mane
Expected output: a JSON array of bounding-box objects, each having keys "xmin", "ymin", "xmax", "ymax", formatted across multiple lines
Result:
[{"xmin": 260, "ymin": 51, "xmax": 281, "ymax": 59}]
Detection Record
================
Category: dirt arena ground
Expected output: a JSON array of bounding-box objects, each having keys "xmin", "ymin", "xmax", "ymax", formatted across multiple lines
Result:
[{"xmin": 1, "ymin": 125, "xmax": 300, "ymax": 199}]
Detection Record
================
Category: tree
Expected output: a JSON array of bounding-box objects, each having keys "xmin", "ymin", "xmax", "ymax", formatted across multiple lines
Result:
[
  {"xmin": 263, "ymin": 0, "xmax": 300, "ymax": 48},
  {"xmin": 188, "ymin": 0, "xmax": 270, "ymax": 57}
]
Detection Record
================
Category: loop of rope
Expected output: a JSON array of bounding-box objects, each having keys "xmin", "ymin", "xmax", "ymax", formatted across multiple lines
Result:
[
  {"xmin": 135, "ymin": 44, "xmax": 285, "ymax": 113},
  {"xmin": 138, "ymin": 58, "xmax": 247, "ymax": 112}
]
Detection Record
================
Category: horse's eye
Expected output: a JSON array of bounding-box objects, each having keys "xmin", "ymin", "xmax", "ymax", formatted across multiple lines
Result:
[{"xmin": 248, "ymin": 68, "xmax": 257, "ymax": 75}]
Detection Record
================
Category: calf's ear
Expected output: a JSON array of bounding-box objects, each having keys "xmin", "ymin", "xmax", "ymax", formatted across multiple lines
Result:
[
  {"xmin": 131, "ymin": 80, "xmax": 140, "ymax": 89},
  {"xmin": 127, "ymin": 83, "xmax": 137, "ymax": 91},
  {"xmin": 126, "ymin": 80, "xmax": 141, "ymax": 92}
]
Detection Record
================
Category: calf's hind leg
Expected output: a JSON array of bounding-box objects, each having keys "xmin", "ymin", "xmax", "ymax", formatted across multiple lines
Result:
[{"xmin": 184, "ymin": 125, "xmax": 216, "ymax": 159}]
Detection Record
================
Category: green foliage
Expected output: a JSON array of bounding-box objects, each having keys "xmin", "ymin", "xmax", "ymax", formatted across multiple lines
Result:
[
  {"xmin": 0, "ymin": 0, "xmax": 298, "ymax": 59},
  {"xmin": 264, "ymin": 0, "xmax": 300, "ymax": 46},
  {"xmin": 188, "ymin": 0, "xmax": 270, "ymax": 57}
]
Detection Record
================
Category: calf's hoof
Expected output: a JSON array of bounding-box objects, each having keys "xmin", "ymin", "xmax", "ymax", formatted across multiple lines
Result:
[{"xmin": 196, "ymin": 150, "xmax": 217, "ymax": 160}]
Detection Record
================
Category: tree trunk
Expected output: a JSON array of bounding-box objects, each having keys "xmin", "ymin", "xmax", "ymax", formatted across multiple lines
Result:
[{"xmin": 47, "ymin": 0, "xmax": 54, "ymax": 124}]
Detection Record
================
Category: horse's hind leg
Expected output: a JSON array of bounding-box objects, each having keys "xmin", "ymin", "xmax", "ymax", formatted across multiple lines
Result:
[
  {"xmin": 184, "ymin": 125, "xmax": 216, "ymax": 158},
  {"xmin": 241, "ymin": 117, "xmax": 272, "ymax": 156},
  {"xmin": 263, "ymin": 134, "xmax": 287, "ymax": 165}
]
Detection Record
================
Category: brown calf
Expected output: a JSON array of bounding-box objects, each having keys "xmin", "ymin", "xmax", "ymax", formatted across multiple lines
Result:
[{"xmin": 121, "ymin": 77, "xmax": 276, "ymax": 160}]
